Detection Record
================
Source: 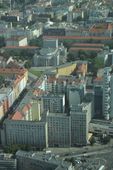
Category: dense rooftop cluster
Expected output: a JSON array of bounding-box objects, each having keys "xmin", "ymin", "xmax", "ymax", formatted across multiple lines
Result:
[{"xmin": 0, "ymin": 0, "xmax": 113, "ymax": 169}]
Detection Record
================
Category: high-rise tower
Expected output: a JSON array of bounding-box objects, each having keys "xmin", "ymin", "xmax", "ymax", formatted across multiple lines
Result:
[{"xmin": 103, "ymin": 67, "xmax": 112, "ymax": 120}]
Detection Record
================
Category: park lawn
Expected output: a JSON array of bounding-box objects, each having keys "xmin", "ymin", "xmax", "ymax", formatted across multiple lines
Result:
[{"xmin": 29, "ymin": 69, "xmax": 43, "ymax": 77}]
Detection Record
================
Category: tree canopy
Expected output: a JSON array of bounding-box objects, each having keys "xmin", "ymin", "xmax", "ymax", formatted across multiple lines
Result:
[{"xmin": 94, "ymin": 57, "xmax": 104, "ymax": 70}]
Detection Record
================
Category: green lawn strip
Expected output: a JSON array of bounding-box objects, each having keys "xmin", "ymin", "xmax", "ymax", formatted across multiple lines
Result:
[{"xmin": 29, "ymin": 69, "xmax": 43, "ymax": 77}]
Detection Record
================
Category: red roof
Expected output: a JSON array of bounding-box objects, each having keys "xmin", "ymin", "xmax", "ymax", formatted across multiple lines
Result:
[
  {"xmin": 6, "ymin": 36, "xmax": 27, "ymax": 41},
  {"xmin": 72, "ymin": 43, "xmax": 104, "ymax": 47},
  {"xmin": 43, "ymin": 36, "xmax": 112, "ymax": 40},
  {"xmin": 94, "ymin": 77, "xmax": 103, "ymax": 81},
  {"xmin": 89, "ymin": 23, "xmax": 113, "ymax": 33},
  {"xmin": 3, "ymin": 46, "xmax": 39, "ymax": 49},
  {"xmin": 33, "ymin": 88, "xmax": 45, "ymax": 96},
  {"xmin": 47, "ymin": 77, "xmax": 84, "ymax": 85},
  {"xmin": 12, "ymin": 111, "xmax": 23, "ymax": 120},
  {"xmin": 22, "ymin": 103, "xmax": 32, "ymax": 113},
  {"xmin": 69, "ymin": 47, "xmax": 102, "ymax": 51},
  {"xmin": 0, "ymin": 68, "xmax": 27, "ymax": 75}
]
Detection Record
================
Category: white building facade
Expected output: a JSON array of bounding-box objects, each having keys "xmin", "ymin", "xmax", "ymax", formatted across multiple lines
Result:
[
  {"xmin": 1, "ymin": 119, "xmax": 48, "ymax": 149},
  {"xmin": 103, "ymin": 67, "xmax": 112, "ymax": 120}
]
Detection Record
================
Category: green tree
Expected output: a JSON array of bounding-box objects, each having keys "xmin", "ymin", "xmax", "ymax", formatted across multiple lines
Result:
[
  {"xmin": 0, "ymin": 75, "xmax": 5, "ymax": 85},
  {"xmin": 0, "ymin": 37, "xmax": 6, "ymax": 48},
  {"xmin": 29, "ymin": 36, "xmax": 43, "ymax": 47},
  {"xmin": 89, "ymin": 136, "xmax": 96, "ymax": 146},
  {"xmin": 63, "ymin": 41, "xmax": 72, "ymax": 50},
  {"xmin": 100, "ymin": 134, "xmax": 111, "ymax": 144},
  {"xmin": 24, "ymin": 60, "xmax": 32, "ymax": 69},
  {"xmin": 70, "ymin": 157, "xmax": 76, "ymax": 166},
  {"xmin": 4, "ymin": 144, "xmax": 32, "ymax": 154},
  {"xmin": 94, "ymin": 57, "xmax": 104, "ymax": 71},
  {"xmin": 67, "ymin": 53, "xmax": 75, "ymax": 62},
  {"xmin": 76, "ymin": 16, "xmax": 83, "ymax": 22}
]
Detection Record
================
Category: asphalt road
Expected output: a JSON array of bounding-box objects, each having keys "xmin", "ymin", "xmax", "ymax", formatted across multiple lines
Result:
[{"xmin": 63, "ymin": 147, "xmax": 113, "ymax": 170}]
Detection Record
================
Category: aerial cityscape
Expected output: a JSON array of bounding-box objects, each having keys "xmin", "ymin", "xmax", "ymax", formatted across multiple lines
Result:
[{"xmin": 0, "ymin": 0, "xmax": 113, "ymax": 169}]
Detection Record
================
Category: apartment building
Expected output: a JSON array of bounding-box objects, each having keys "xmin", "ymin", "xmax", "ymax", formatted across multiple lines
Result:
[
  {"xmin": 1, "ymin": 101, "xmax": 92, "ymax": 147},
  {"xmin": 94, "ymin": 85, "xmax": 103, "ymax": 118},
  {"xmin": 46, "ymin": 78, "xmax": 66, "ymax": 94},
  {"xmin": 67, "ymin": 83, "xmax": 86, "ymax": 108},
  {"xmin": 1, "ymin": 119, "xmax": 48, "ymax": 149},
  {"xmin": 103, "ymin": 67, "xmax": 113, "ymax": 120},
  {"xmin": 0, "ymin": 67, "xmax": 28, "ymax": 119},
  {"xmin": 42, "ymin": 94, "xmax": 65, "ymax": 113},
  {"xmin": 89, "ymin": 23, "xmax": 113, "ymax": 37},
  {"xmin": 71, "ymin": 111, "xmax": 88, "ymax": 146},
  {"xmin": 46, "ymin": 112, "xmax": 71, "ymax": 147},
  {"xmin": 0, "ymin": 88, "xmax": 13, "ymax": 116},
  {"xmin": 103, "ymin": 67, "xmax": 112, "ymax": 120},
  {"xmin": 1, "ymin": 69, "xmax": 92, "ymax": 148},
  {"xmin": 6, "ymin": 36, "xmax": 28, "ymax": 47},
  {"xmin": 70, "ymin": 103, "xmax": 91, "ymax": 146}
]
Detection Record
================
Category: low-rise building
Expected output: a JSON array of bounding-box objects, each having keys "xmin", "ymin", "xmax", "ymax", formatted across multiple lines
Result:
[
  {"xmin": 0, "ymin": 153, "xmax": 17, "ymax": 170},
  {"xmin": 6, "ymin": 36, "xmax": 28, "ymax": 47},
  {"xmin": 16, "ymin": 150, "xmax": 74, "ymax": 170},
  {"xmin": 89, "ymin": 119, "xmax": 113, "ymax": 137}
]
